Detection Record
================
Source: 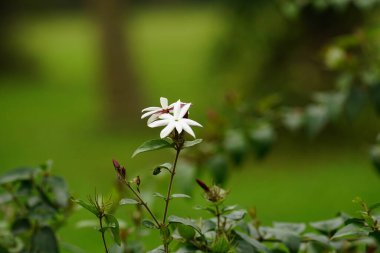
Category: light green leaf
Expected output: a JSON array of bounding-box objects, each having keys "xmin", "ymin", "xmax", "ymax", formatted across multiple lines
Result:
[
  {"xmin": 0, "ymin": 167, "xmax": 37, "ymax": 185},
  {"xmin": 119, "ymin": 198, "xmax": 139, "ymax": 205},
  {"xmin": 310, "ymin": 217, "xmax": 344, "ymax": 235},
  {"xmin": 142, "ymin": 219, "xmax": 156, "ymax": 229},
  {"xmin": 261, "ymin": 227, "xmax": 300, "ymax": 253},
  {"xmin": 171, "ymin": 194, "xmax": 191, "ymax": 199},
  {"xmin": 152, "ymin": 192, "xmax": 166, "ymax": 199},
  {"xmin": 132, "ymin": 139, "xmax": 174, "ymax": 157},
  {"xmin": 168, "ymin": 215, "xmax": 202, "ymax": 235},
  {"xmin": 72, "ymin": 199, "xmax": 99, "ymax": 216},
  {"xmin": 183, "ymin": 139, "xmax": 203, "ymax": 148},
  {"xmin": 224, "ymin": 210, "xmax": 246, "ymax": 220},
  {"xmin": 331, "ymin": 224, "xmax": 371, "ymax": 240},
  {"xmin": 273, "ymin": 222, "xmax": 306, "ymax": 234},
  {"xmin": 105, "ymin": 214, "xmax": 121, "ymax": 245}
]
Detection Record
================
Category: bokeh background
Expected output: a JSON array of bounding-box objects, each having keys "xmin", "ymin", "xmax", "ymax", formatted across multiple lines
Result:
[{"xmin": 1, "ymin": 0, "xmax": 380, "ymax": 251}]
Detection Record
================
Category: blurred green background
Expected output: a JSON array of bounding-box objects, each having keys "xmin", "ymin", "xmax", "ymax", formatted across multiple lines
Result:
[{"xmin": 0, "ymin": 0, "xmax": 379, "ymax": 251}]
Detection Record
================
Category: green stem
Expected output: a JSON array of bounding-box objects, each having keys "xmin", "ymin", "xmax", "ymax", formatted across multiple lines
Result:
[
  {"xmin": 126, "ymin": 183, "xmax": 161, "ymax": 228},
  {"xmin": 162, "ymin": 148, "xmax": 181, "ymax": 224},
  {"xmin": 99, "ymin": 215, "xmax": 109, "ymax": 253},
  {"xmin": 215, "ymin": 205, "xmax": 221, "ymax": 234}
]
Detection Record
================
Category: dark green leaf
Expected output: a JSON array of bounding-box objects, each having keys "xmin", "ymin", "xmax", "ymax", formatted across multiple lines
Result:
[
  {"xmin": 207, "ymin": 154, "xmax": 228, "ymax": 185},
  {"xmin": 177, "ymin": 223, "xmax": 195, "ymax": 239},
  {"xmin": 0, "ymin": 167, "xmax": 37, "ymax": 185},
  {"xmin": 168, "ymin": 215, "xmax": 202, "ymax": 235},
  {"xmin": 235, "ymin": 231, "xmax": 270, "ymax": 253},
  {"xmin": 142, "ymin": 219, "xmax": 156, "ymax": 229},
  {"xmin": 261, "ymin": 227, "xmax": 300, "ymax": 253},
  {"xmin": 11, "ymin": 218, "xmax": 31, "ymax": 235},
  {"xmin": 105, "ymin": 214, "xmax": 120, "ymax": 245},
  {"xmin": 183, "ymin": 139, "xmax": 202, "ymax": 148},
  {"xmin": 31, "ymin": 226, "xmax": 59, "ymax": 253},
  {"xmin": 45, "ymin": 176, "xmax": 69, "ymax": 207},
  {"xmin": 369, "ymin": 82, "xmax": 380, "ymax": 116},
  {"xmin": 132, "ymin": 139, "xmax": 174, "ymax": 157},
  {"xmin": 119, "ymin": 198, "xmax": 139, "ymax": 205}
]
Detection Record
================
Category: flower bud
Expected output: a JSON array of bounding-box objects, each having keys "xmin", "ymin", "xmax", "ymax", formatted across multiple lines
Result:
[
  {"xmin": 112, "ymin": 159, "xmax": 120, "ymax": 169},
  {"xmin": 205, "ymin": 185, "xmax": 227, "ymax": 203},
  {"xmin": 153, "ymin": 167, "xmax": 161, "ymax": 175},
  {"xmin": 196, "ymin": 179, "xmax": 210, "ymax": 192}
]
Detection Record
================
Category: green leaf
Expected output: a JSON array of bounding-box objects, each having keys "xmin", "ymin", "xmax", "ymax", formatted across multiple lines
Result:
[
  {"xmin": 142, "ymin": 219, "xmax": 156, "ymax": 229},
  {"xmin": 261, "ymin": 227, "xmax": 300, "ymax": 253},
  {"xmin": 302, "ymin": 233, "xmax": 329, "ymax": 246},
  {"xmin": 0, "ymin": 167, "xmax": 37, "ymax": 185},
  {"xmin": 224, "ymin": 129, "xmax": 247, "ymax": 165},
  {"xmin": 72, "ymin": 199, "xmax": 99, "ymax": 216},
  {"xmin": 183, "ymin": 139, "xmax": 202, "ymax": 148},
  {"xmin": 194, "ymin": 205, "xmax": 216, "ymax": 215},
  {"xmin": 273, "ymin": 222, "xmax": 306, "ymax": 234},
  {"xmin": 45, "ymin": 176, "xmax": 69, "ymax": 208},
  {"xmin": 222, "ymin": 205, "xmax": 237, "ymax": 214},
  {"xmin": 224, "ymin": 210, "xmax": 246, "ymax": 220},
  {"xmin": 369, "ymin": 82, "xmax": 380, "ymax": 116},
  {"xmin": 168, "ymin": 215, "xmax": 202, "ymax": 235},
  {"xmin": 310, "ymin": 217, "xmax": 344, "ymax": 235},
  {"xmin": 207, "ymin": 154, "xmax": 228, "ymax": 185},
  {"xmin": 235, "ymin": 231, "xmax": 270, "ymax": 253},
  {"xmin": 152, "ymin": 192, "xmax": 166, "ymax": 199},
  {"xmin": 249, "ymin": 123, "xmax": 276, "ymax": 160},
  {"xmin": 332, "ymin": 224, "xmax": 371, "ymax": 240},
  {"xmin": 305, "ymin": 104, "xmax": 329, "ymax": 137},
  {"xmin": 153, "ymin": 163, "xmax": 172, "ymax": 175},
  {"xmin": 369, "ymin": 202, "xmax": 380, "ymax": 212},
  {"xmin": 119, "ymin": 198, "xmax": 139, "ymax": 205},
  {"xmin": 105, "ymin": 214, "xmax": 121, "ymax": 245},
  {"xmin": 177, "ymin": 223, "xmax": 196, "ymax": 240},
  {"xmin": 0, "ymin": 193, "xmax": 13, "ymax": 205},
  {"xmin": 171, "ymin": 194, "xmax": 191, "ymax": 199},
  {"xmin": 147, "ymin": 245, "xmax": 165, "ymax": 253},
  {"xmin": 31, "ymin": 226, "xmax": 59, "ymax": 253},
  {"xmin": 11, "ymin": 218, "xmax": 31, "ymax": 235},
  {"xmin": 132, "ymin": 139, "xmax": 174, "ymax": 157}
]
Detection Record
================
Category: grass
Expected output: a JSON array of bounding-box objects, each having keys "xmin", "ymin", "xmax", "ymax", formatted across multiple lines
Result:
[{"xmin": 0, "ymin": 4, "xmax": 379, "ymax": 252}]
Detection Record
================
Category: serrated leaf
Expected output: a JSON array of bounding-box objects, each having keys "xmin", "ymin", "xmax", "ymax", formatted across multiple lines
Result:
[
  {"xmin": 235, "ymin": 231, "xmax": 270, "ymax": 253},
  {"xmin": 119, "ymin": 198, "xmax": 139, "ymax": 205},
  {"xmin": 142, "ymin": 219, "xmax": 156, "ymax": 229},
  {"xmin": 105, "ymin": 214, "xmax": 120, "ymax": 245},
  {"xmin": 72, "ymin": 199, "xmax": 99, "ymax": 216},
  {"xmin": 132, "ymin": 139, "xmax": 174, "ymax": 157},
  {"xmin": 183, "ymin": 139, "xmax": 202, "ymax": 148},
  {"xmin": 171, "ymin": 194, "xmax": 191, "ymax": 199}
]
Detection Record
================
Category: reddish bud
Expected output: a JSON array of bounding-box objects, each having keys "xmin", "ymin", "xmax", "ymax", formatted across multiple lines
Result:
[
  {"xmin": 112, "ymin": 159, "xmax": 120, "ymax": 169},
  {"xmin": 196, "ymin": 179, "xmax": 210, "ymax": 192},
  {"xmin": 118, "ymin": 167, "xmax": 126, "ymax": 180}
]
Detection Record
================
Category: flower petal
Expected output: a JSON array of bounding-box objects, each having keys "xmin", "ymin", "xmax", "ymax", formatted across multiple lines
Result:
[
  {"xmin": 141, "ymin": 110, "xmax": 159, "ymax": 119},
  {"xmin": 147, "ymin": 114, "xmax": 160, "ymax": 124},
  {"xmin": 160, "ymin": 122, "xmax": 175, "ymax": 138},
  {"xmin": 148, "ymin": 119, "xmax": 170, "ymax": 128},
  {"xmin": 179, "ymin": 103, "xmax": 191, "ymax": 118},
  {"xmin": 173, "ymin": 100, "xmax": 181, "ymax": 119},
  {"xmin": 175, "ymin": 122, "xmax": 183, "ymax": 133},
  {"xmin": 182, "ymin": 122, "xmax": 195, "ymax": 138},
  {"xmin": 142, "ymin": 106, "xmax": 161, "ymax": 112},
  {"xmin": 182, "ymin": 118, "xmax": 202, "ymax": 127},
  {"xmin": 159, "ymin": 113, "xmax": 174, "ymax": 120},
  {"xmin": 160, "ymin": 97, "xmax": 168, "ymax": 108}
]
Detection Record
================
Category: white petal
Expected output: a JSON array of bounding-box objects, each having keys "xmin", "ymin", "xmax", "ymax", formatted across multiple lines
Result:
[
  {"xmin": 182, "ymin": 123, "xmax": 195, "ymax": 138},
  {"xmin": 148, "ymin": 119, "xmax": 170, "ymax": 128},
  {"xmin": 182, "ymin": 118, "xmax": 202, "ymax": 127},
  {"xmin": 147, "ymin": 114, "xmax": 159, "ymax": 124},
  {"xmin": 141, "ymin": 110, "xmax": 159, "ymax": 119},
  {"xmin": 142, "ymin": 106, "xmax": 161, "ymax": 112},
  {"xmin": 179, "ymin": 103, "xmax": 191, "ymax": 118},
  {"xmin": 160, "ymin": 97, "xmax": 168, "ymax": 108},
  {"xmin": 159, "ymin": 113, "xmax": 174, "ymax": 120},
  {"xmin": 173, "ymin": 100, "xmax": 181, "ymax": 119},
  {"xmin": 175, "ymin": 122, "xmax": 183, "ymax": 133},
  {"xmin": 160, "ymin": 122, "xmax": 175, "ymax": 138}
]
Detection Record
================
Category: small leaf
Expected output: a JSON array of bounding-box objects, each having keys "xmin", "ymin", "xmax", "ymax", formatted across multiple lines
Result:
[
  {"xmin": 235, "ymin": 231, "xmax": 270, "ymax": 253},
  {"xmin": 224, "ymin": 210, "xmax": 246, "ymax": 220},
  {"xmin": 310, "ymin": 217, "xmax": 344, "ymax": 235},
  {"xmin": 183, "ymin": 139, "xmax": 203, "ymax": 148},
  {"xmin": 153, "ymin": 163, "xmax": 172, "ymax": 175},
  {"xmin": 152, "ymin": 192, "xmax": 166, "ymax": 199},
  {"xmin": 132, "ymin": 139, "xmax": 174, "ymax": 157},
  {"xmin": 168, "ymin": 215, "xmax": 202, "ymax": 235},
  {"xmin": 72, "ymin": 199, "xmax": 99, "ymax": 216},
  {"xmin": 332, "ymin": 224, "xmax": 370, "ymax": 240},
  {"xmin": 194, "ymin": 205, "xmax": 216, "ymax": 215},
  {"xmin": 222, "ymin": 205, "xmax": 237, "ymax": 213},
  {"xmin": 105, "ymin": 214, "xmax": 120, "ymax": 245},
  {"xmin": 119, "ymin": 198, "xmax": 139, "ymax": 205},
  {"xmin": 171, "ymin": 194, "xmax": 191, "ymax": 199},
  {"xmin": 142, "ymin": 219, "xmax": 156, "ymax": 229}
]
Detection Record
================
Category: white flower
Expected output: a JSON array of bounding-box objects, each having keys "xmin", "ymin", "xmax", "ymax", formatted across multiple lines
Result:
[
  {"xmin": 141, "ymin": 97, "xmax": 173, "ymax": 124},
  {"xmin": 148, "ymin": 100, "xmax": 202, "ymax": 138}
]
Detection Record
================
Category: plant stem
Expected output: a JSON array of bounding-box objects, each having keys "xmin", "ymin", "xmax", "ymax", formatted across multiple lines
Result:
[
  {"xmin": 99, "ymin": 215, "xmax": 109, "ymax": 253},
  {"xmin": 126, "ymin": 183, "xmax": 161, "ymax": 228},
  {"xmin": 215, "ymin": 205, "xmax": 221, "ymax": 233},
  {"xmin": 162, "ymin": 148, "xmax": 181, "ymax": 224}
]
